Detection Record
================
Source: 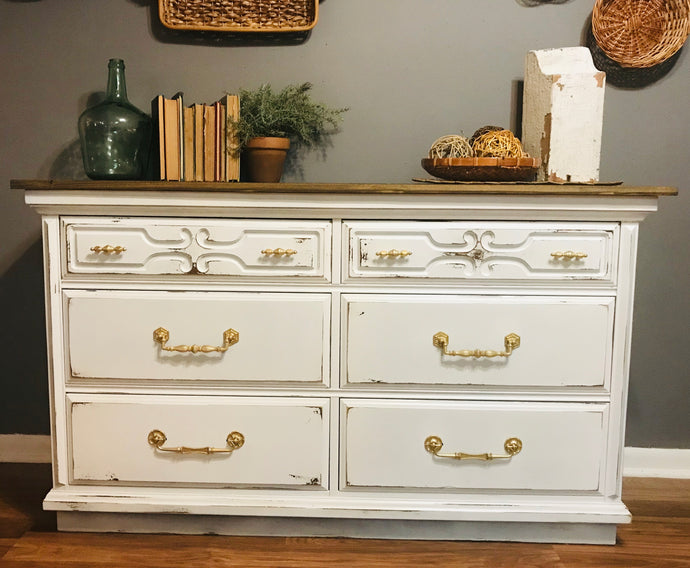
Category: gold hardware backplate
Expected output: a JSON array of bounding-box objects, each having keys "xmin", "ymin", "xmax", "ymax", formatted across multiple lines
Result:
[
  {"xmin": 90, "ymin": 245, "xmax": 126, "ymax": 254},
  {"xmin": 433, "ymin": 331, "xmax": 520, "ymax": 359},
  {"xmin": 147, "ymin": 429, "xmax": 245, "ymax": 454},
  {"xmin": 424, "ymin": 435, "xmax": 523, "ymax": 461},
  {"xmin": 153, "ymin": 327, "xmax": 239, "ymax": 353}
]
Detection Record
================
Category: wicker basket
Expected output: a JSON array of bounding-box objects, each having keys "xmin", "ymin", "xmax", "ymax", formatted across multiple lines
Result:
[
  {"xmin": 592, "ymin": 0, "xmax": 690, "ymax": 68},
  {"xmin": 159, "ymin": 0, "xmax": 318, "ymax": 32}
]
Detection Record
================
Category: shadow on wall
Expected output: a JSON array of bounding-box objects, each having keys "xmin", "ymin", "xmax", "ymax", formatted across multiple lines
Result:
[
  {"xmin": 0, "ymin": 240, "xmax": 50, "ymax": 435},
  {"xmin": 48, "ymin": 138, "xmax": 88, "ymax": 180}
]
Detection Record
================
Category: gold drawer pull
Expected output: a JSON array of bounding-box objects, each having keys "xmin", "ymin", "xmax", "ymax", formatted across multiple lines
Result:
[
  {"xmin": 153, "ymin": 327, "xmax": 239, "ymax": 353},
  {"xmin": 148, "ymin": 429, "xmax": 245, "ymax": 454},
  {"xmin": 424, "ymin": 435, "xmax": 523, "ymax": 461},
  {"xmin": 433, "ymin": 332, "xmax": 520, "ymax": 358},
  {"xmin": 90, "ymin": 245, "xmax": 126, "ymax": 254},
  {"xmin": 261, "ymin": 248, "xmax": 297, "ymax": 256},
  {"xmin": 551, "ymin": 250, "xmax": 588, "ymax": 260},
  {"xmin": 375, "ymin": 249, "xmax": 412, "ymax": 258}
]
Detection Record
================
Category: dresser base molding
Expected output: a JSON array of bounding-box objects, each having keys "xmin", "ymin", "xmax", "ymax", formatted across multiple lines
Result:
[
  {"xmin": 44, "ymin": 488, "xmax": 630, "ymax": 525},
  {"xmin": 56, "ymin": 511, "xmax": 619, "ymax": 544}
]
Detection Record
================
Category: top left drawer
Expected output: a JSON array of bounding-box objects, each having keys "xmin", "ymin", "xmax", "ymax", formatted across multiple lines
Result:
[{"xmin": 63, "ymin": 217, "xmax": 331, "ymax": 281}]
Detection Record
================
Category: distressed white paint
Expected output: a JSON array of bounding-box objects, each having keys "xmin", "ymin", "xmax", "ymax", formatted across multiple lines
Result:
[
  {"xmin": 69, "ymin": 394, "xmax": 329, "ymax": 488},
  {"xmin": 64, "ymin": 217, "xmax": 331, "ymax": 281},
  {"xmin": 344, "ymin": 294, "xmax": 614, "ymax": 388},
  {"xmin": 21, "ymin": 185, "xmax": 665, "ymax": 544},
  {"xmin": 522, "ymin": 47, "xmax": 606, "ymax": 183},
  {"xmin": 346, "ymin": 221, "xmax": 618, "ymax": 283},
  {"xmin": 342, "ymin": 399, "xmax": 608, "ymax": 491},
  {"xmin": 65, "ymin": 290, "xmax": 330, "ymax": 384}
]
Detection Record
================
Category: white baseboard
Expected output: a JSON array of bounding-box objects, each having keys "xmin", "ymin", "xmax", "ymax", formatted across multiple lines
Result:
[
  {"xmin": 623, "ymin": 447, "xmax": 690, "ymax": 479},
  {"xmin": 1, "ymin": 436, "xmax": 689, "ymax": 478},
  {"xmin": 0, "ymin": 434, "xmax": 51, "ymax": 463}
]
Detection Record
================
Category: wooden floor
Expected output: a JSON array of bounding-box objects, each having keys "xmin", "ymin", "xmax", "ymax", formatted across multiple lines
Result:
[{"xmin": 1, "ymin": 463, "xmax": 688, "ymax": 567}]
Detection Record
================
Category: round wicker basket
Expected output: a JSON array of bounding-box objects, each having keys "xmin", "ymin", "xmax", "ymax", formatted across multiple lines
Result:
[{"xmin": 592, "ymin": 0, "xmax": 690, "ymax": 68}]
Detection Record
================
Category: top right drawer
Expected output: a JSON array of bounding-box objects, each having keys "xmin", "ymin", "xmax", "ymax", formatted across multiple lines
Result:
[{"xmin": 345, "ymin": 221, "xmax": 618, "ymax": 284}]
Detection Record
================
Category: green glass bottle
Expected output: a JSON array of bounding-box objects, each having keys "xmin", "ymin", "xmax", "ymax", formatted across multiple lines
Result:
[{"xmin": 78, "ymin": 59, "xmax": 152, "ymax": 180}]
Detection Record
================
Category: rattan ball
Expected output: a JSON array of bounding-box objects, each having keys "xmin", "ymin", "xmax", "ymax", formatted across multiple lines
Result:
[
  {"xmin": 469, "ymin": 125, "xmax": 504, "ymax": 147},
  {"xmin": 471, "ymin": 130, "xmax": 525, "ymax": 158},
  {"xmin": 428, "ymin": 135, "xmax": 473, "ymax": 159}
]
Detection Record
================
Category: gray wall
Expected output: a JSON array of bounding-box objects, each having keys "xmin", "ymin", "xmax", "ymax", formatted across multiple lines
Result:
[{"xmin": 1, "ymin": 0, "xmax": 688, "ymax": 447}]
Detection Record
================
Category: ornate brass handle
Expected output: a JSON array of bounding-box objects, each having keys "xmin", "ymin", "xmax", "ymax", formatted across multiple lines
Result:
[
  {"xmin": 153, "ymin": 327, "xmax": 239, "ymax": 353},
  {"xmin": 376, "ymin": 249, "xmax": 412, "ymax": 258},
  {"xmin": 424, "ymin": 435, "xmax": 523, "ymax": 461},
  {"xmin": 148, "ymin": 429, "xmax": 245, "ymax": 454},
  {"xmin": 433, "ymin": 332, "xmax": 520, "ymax": 358},
  {"xmin": 551, "ymin": 250, "xmax": 588, "ymax": 260},
  {"xmin": 90, "ymin": 245, "xmax": 126, "ymax": 254},
  {"xmin": 261, "ymin": 248, "xmax": 297, "ymax": 256}
]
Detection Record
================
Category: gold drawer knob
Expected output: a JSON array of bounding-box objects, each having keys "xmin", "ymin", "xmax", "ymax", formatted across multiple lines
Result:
[
  {"xmin": 551, "ymin": 250, "xmax": 588, "ymax": 260},
  {"xmin": 148, "ymin": 429, "xmax": 245, "ymax": 455},
  {"xmin": 90, "ymin": 245, "xmax": 126, "ymax": 254},
  {"xmin": 375, "ymin": 249, "xmax": 412, "ymax": 258},
  {"xmin": 153, "ymin": 327, "xmax": 239, "ymax": 354},
  {"xmin": 424, "ymin": 435, "xmax": 523, "ymax": 461},
  {"xmin": 433, "ymin": 331, "xmax": 520, "ymax": 359},
  {"xmin": 261, "ymin": 248, "xmax": 297, "ymax": 256}
]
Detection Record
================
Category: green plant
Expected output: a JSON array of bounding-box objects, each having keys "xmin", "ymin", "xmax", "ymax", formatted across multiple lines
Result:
[{"xmin": 231, "ymin": 82, "xmax": 348, "ymax": 150}]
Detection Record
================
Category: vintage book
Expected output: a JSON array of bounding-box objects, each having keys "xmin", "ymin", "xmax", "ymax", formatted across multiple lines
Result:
[
  {"xmin": 218, "ymin": 94, "xmax": 240, "ymax": 181},
  {"xmin": 161, "ymin": 97, "xmax": 182, "ymax": 181},
  {"xmin": 151, "ymin": 95, "xmax": 166, "ymax": 181},
  {"xmin": 171, "ymin": 92, "xmax": 184, "ymax": 180},
  {"xmin": 153, "ymin": 93, "xmax": 239, "ymax": 182},
  {"xmin": 183, "ymin": 105, "xmax": 195, "ymax": 181},
  {"xmin": 192, "ymin": 103, "xmax": 204, "ymax": 182},
  {"xmin": 202, "ymin": 104, "xmax": 216, "ymax": 182},
  {"xmin": 213, "ymin": 100, "xmax": 225, "ymax": 181}
]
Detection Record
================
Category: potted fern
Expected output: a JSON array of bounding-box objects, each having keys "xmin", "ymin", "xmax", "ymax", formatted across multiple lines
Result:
[{"xmin": 231, "ymin": 82, "xmax": 347, "ymax": 182}]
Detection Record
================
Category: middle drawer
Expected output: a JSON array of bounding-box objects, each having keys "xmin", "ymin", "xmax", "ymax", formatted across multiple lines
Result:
[
  {"xmin": 343, "ymin": 294, "xmax": 614, "ymax": 389},
  {"xmin": 65, "ymin": 290, "xmax": 330, "ymax": 385}
]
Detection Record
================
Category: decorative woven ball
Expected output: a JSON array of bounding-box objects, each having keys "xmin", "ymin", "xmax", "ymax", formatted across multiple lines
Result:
[
  {"xmin": 428, "ymin": 135, "xmax": 473, "ymax": 159},
  {"xmin": 468, "ymin": 125, "xmax": 504, "ymax": 147},
  {"xmin": 471, "ymin": 129, "xmax": 525, "ymax": 158}
]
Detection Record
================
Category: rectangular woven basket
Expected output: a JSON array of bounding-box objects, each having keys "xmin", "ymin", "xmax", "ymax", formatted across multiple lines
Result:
[{"xmin": 158, "ymin": 0, "xmax": 318, "ymax": 32}]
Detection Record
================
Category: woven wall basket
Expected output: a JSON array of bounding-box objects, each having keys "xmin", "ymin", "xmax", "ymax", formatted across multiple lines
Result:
[
  {"xmin": 159, "ymin": 0, "xmax": 318, "ymax": 32},
  {"xmin": 592, "ymin": 0, "xmax": 690, "ymax": 68}
]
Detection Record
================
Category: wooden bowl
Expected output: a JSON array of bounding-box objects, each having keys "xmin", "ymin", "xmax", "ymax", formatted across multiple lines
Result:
[{"xmin": 421, "ymin": 157, "xmax": 540, "ymax": 182}]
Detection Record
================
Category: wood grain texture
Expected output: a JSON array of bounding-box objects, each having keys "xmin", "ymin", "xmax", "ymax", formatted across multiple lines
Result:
[
  {"xmin": 9, "ymin": 179, "xmax": 678, "ymax": 196},
  {"xmin": 0, "ymin": 464, "xmax": 688, "ymax": 567}
]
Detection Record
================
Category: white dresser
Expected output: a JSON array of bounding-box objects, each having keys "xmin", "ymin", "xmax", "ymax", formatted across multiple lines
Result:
[{"xmin": 16, "ymin": 180, "xmax": 675, "ymax": 544}]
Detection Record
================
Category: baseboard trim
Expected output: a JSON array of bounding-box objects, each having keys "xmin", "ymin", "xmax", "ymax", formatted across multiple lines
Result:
[
  {"xmin": 623, "ymin": 447, "xmax": 690, "ymax": 479},
  {"xmin": 1, "ymin": 436, "xmax": 689, "ymax": 478},
  {"xmin": 0, "ymin": 434, "xmax": 51, "ymax": 463}
]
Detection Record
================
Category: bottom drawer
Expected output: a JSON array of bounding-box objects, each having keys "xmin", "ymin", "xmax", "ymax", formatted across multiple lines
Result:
[
  {"xmin": 68, "ymin": 394, "xmax": 329, "ymax": 489},
  {"xmin": 342, "ymin": 399, "xmax": 607, "ymax": 492}
]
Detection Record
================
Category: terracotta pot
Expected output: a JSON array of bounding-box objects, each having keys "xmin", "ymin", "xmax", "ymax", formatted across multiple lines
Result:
[{"xmin": 243, "ymin": 137, "xmax": 290, "ymax": 182}]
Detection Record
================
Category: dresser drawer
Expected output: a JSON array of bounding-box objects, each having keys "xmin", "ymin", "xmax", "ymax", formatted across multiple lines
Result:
[
  {"xmin": 345, "ymin": 221, "xmax": 617, "ymax": 283},
  {"xmin": 65, "ymin": 290, "xmax": 330, "ymax": 385},
  {"xmin": 64, "ymin": 217, "xmax": 331, "ymax": 280},
  {"xmin": 68, "ymin": 394, "xmax": 329, "ymax": 488},
  {"xmin": 343, "ymin": 294, "xmax": 613, "ymax": 389},
  {"xmin": 342, "ymin": 399, "xmax": 607, "ymax": 492}
]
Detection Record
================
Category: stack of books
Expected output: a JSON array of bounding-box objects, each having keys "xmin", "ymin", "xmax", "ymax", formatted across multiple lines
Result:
[{"xmin": 153, "ymin": 92, "xmax": 240, "ymax": 182}]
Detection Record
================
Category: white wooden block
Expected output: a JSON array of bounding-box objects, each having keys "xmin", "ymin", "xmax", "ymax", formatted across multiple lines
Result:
[{"xmin": 522, "ymin": 48, "xmax": 606, "ymax": 183}]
